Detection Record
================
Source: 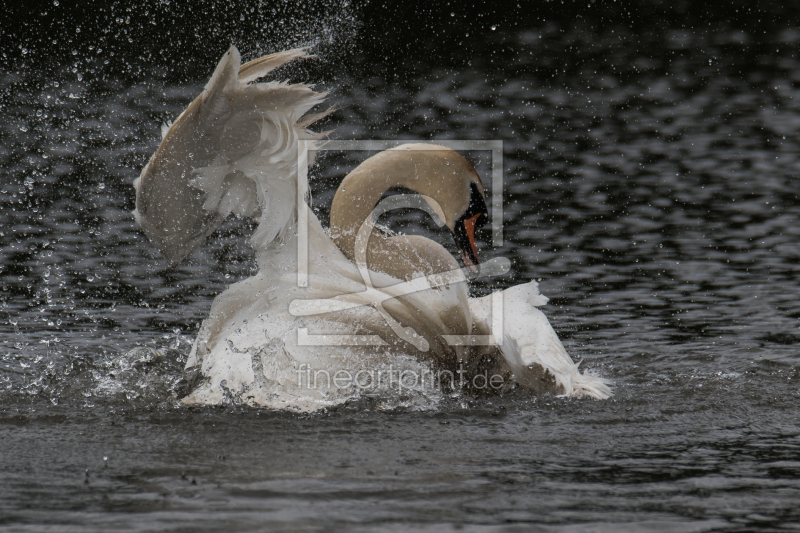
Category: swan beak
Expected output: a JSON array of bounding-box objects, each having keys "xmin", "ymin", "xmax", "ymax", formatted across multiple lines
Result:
[{"xmin": 454, "ymin": 213, "xmax": 483, "ymax": 273}]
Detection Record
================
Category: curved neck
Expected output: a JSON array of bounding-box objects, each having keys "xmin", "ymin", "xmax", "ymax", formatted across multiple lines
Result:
[{"xmin": 330, "ymin": 145, "xmax": 473, "ymax": 273}]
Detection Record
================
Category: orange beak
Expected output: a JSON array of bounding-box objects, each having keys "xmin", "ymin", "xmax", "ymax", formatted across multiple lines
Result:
[
  {"xmin": 453, "ymin": 182, "xmax": 488, "ymax": 275},
  {"xmin": 458, "ymin": 213, "xmax": 483, "ymax": 273}
]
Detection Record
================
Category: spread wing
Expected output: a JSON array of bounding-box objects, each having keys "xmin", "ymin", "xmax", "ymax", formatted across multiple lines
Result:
[{"xmin": 133, "ymin": 46, "xmax": 328, "ymax": 266}]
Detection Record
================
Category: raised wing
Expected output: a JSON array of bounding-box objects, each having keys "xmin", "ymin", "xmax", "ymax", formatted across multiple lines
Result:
[{"xmin": 133, "ymin": 46, "xmax": 327, "ymax": 266}]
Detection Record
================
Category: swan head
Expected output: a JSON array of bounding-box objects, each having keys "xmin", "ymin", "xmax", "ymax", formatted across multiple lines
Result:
[
  {"xmin": 450, "ymin": 180, "xmax": 489, "ymax": 273},
  {"xmin": 331, "ymin": 143, "xmax": 490, "ymax": 274},
  {"xmin": 389, "ymin": 144, "xmax": 489, "ymax": 272}
]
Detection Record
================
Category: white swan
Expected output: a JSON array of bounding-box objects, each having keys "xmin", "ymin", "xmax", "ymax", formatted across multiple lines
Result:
[{"xmin": 133, "ymin": 46, "xmax": 611, "ymax": 411}]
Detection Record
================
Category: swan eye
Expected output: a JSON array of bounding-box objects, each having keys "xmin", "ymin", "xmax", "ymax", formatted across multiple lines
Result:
[{"xmin": 464, "ymin": 182, "xmax": 488, "ymax": 225}]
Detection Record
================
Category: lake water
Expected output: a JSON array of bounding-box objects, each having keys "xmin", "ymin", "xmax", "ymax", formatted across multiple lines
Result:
[{"xmin": 2, "ymin": 2, "xmax": 800, "ymax": 531}]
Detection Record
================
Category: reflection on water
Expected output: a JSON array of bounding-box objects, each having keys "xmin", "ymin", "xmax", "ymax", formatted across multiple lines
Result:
[{"xmin": 2, "ymin": 4, "xmax": 800, "ymax": 530}]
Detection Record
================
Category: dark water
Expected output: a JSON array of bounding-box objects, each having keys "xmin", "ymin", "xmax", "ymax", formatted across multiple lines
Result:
[{"xmin": 3, "ymin": 2, "xmax": 800, "ymax": 530}]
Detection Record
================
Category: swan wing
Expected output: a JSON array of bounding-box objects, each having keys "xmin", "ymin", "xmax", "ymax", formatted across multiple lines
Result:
[
  {"xmin": 133, "ymin": 45, "xmax": 327, "ymax": 266},
  {"xmin": 470, "ymin": 281, "xmax": 612, "ymax": 399}
]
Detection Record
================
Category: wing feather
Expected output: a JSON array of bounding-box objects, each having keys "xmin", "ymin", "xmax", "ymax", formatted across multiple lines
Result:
[{"xmin": 133, "ymin": 45, "xmax": 327, "ymax": 266}]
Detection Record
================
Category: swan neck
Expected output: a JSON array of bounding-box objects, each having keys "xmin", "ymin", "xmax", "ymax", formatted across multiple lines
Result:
[{"xmin": 330, "ymin": 146, "xmax": 471, "ymax": 265}]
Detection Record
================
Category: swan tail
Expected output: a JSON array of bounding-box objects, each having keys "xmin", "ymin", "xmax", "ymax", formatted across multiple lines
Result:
[
  {"xmin": 471, "ymin": 281, "xmax": 613, "ymax": 399},
  {"xmin": 569, "ymin": 370, "xmax": 613, "ymax": 400},
  {"xmin": 134, "ymin": 45, "xmax": 327, "ymax": 265}
]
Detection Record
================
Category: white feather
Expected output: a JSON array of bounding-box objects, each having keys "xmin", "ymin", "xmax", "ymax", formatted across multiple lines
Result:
[
  {"xmin": 133, "ymin": 45, "xmax": 327, "ymax": 265},
  {"xmin": 470, "ymin": 281, "xmax": 612, "ymax": 399}
]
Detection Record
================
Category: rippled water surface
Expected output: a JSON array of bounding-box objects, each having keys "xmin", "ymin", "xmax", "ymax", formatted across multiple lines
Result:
[{"xmin": 2, "ymin": 2, "xmax": 800, "ymax": 531}]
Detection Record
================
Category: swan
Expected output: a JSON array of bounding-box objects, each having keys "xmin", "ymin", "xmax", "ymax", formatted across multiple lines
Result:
[{"xmin": 132, "ymin": 46, "xmax": 611, "ymax": 411}]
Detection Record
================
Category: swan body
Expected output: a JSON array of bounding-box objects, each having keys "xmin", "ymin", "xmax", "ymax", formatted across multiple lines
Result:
[{"xmin": 133, "ymin": 46, "xmax": 611, "ymax": 411}]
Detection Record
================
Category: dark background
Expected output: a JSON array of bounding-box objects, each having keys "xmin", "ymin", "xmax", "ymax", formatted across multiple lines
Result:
[{"xmin": 2, "ymin": 0, "xmax": 798, "ymax": 81}]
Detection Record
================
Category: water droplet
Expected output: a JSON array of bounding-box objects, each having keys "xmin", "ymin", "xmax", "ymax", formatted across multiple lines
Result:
[
  {"xmin": 491, "ymin": 25, "xmax": 497, "ymax": 31},
  {"xmin": 53, "ymin": 0, "xmax": 59, "ymax": 5}
]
